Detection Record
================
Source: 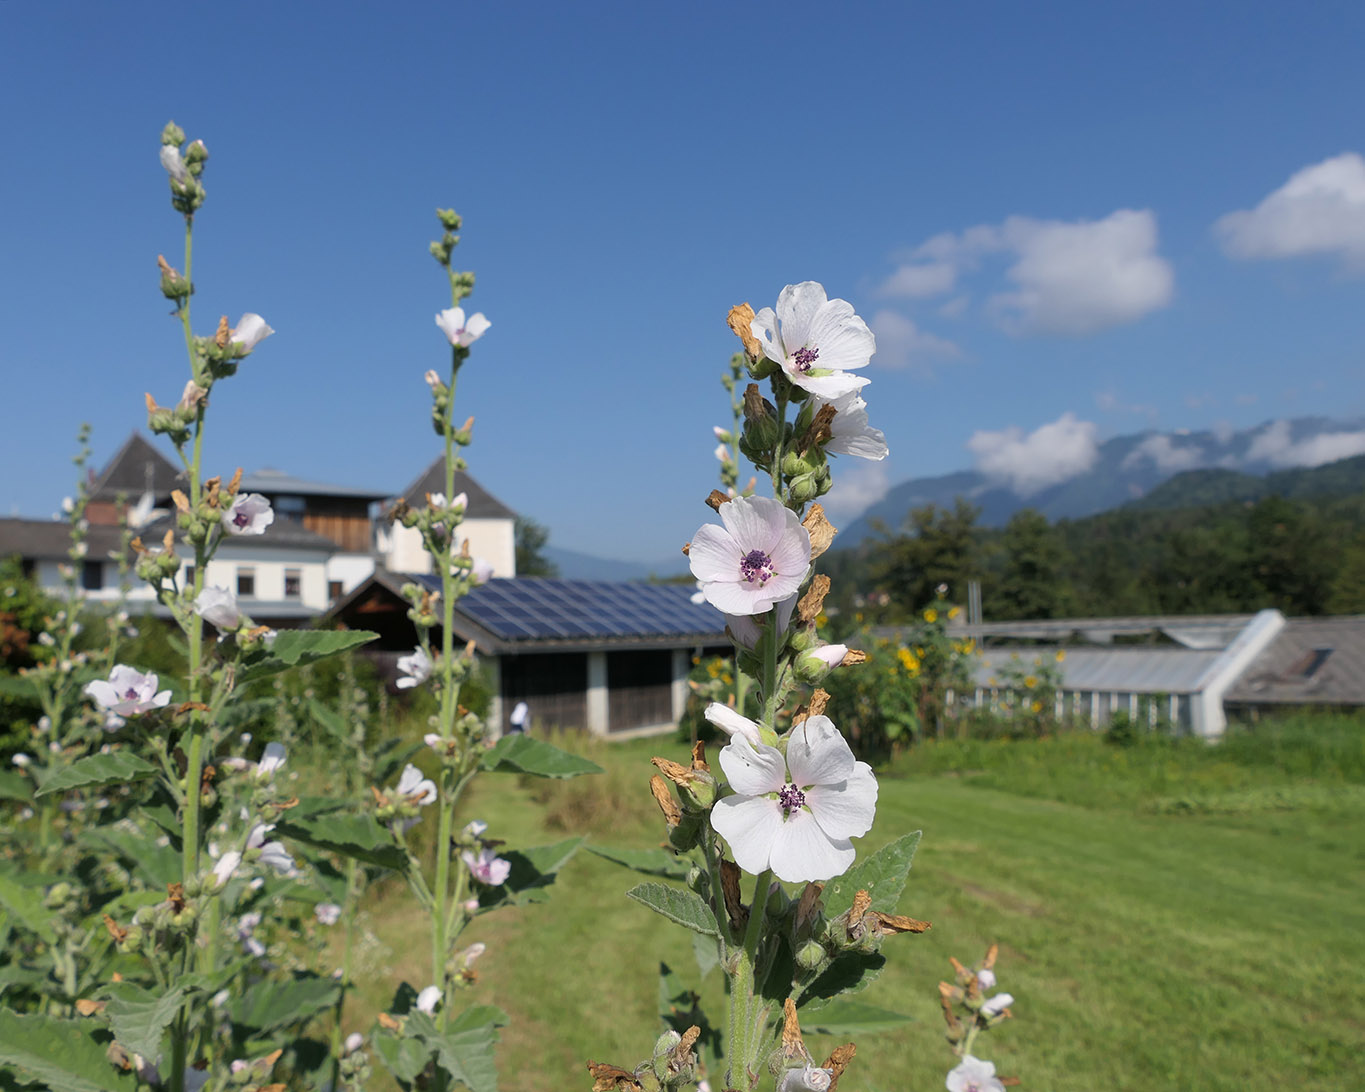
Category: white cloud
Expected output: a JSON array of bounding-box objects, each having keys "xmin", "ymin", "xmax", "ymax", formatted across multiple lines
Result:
[
  {"xmin": 990, "ymin": 211, "xmax": 1174, "ymax": 335},
  {"xmin": 879, "ymin": 209, "xmax": 1173, "ymax": 337},
  {"xmin": 1121, "ymin": 434, "xmax": 1207, "ymax": 473},
  {"xmin": 937, "ymin": 295, "xmax": 969, "ymax": 319},
  {"xmin": 1244, "ymin": 419, "xmax": 1365, "ymax": 468},
  {"xmin": 966, "ymin": 412, "xmax": 1100, "ymax": 496},
  {"xmin": 870, "ymin": 310, "xmax": 962, "ymax": 373},
  {"xmin": 1215, "ymin": 153, "xmax": 1365, "ymax": 269},
  {"xmin": 1233, "ymin": 392, "xmax": 1259, "ymax": 407},
  {"xmin": 821, "ymin": 461, "xmax": 890, "ymax": 522}
]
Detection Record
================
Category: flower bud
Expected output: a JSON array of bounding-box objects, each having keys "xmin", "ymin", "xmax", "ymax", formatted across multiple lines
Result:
[
  {"xmin": 184, "ymin": 139, "xmax": 209, "ymax": 172},
  {"xmin": 795, "ymin": 939, "xmax": 828, "ymax": 972},
  {"xmin": 788, "ymin": 474, "xmax": 819, "ymax": 504},
  {"xmin": 160, "ymin": 121, "xmax": 185, "ymax": 146},
  {"xmin": 667, "ymin": 812, "xmax": 703, "ymax": 852},
  {"xmin": 437, "ymin": 208, "xmax": 462, "ymax": 230}
]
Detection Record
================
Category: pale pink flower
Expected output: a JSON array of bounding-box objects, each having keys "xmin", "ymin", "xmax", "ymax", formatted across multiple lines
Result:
[
  {"xmin": 314, "ymin": 903, "xmax": 342, "ymax": 925},
  {"xmin": 945, "ymin": 1055, "xmax": 1005, "ymax": 1092},
  {"xmin": 750, "ymin": 282, "xmax": 874, "ymax": 398},
  {"xmin": 194, "ymin": 585, "xmax": 241, "ymax": 630},
  {"xmin": 344, "ymin": 1033, "xmax": 365, "ymax": 1055},
  {"xmin": 222, "ymin": 493, "xmax": 274, "ymax": 535},
  {"xmin": 436, "ymin": 307, "xmax": 491, "ymax": 347},
  {"xmin": 778, "ymin": 1065, "xmax": 832, "ymax": 1092},
  {"xmin": 84, "ymin": 665, "xmax": 171, "ymax": 717},
  {"xmin": 394, "ymin": 763, "xmax": 437, "ymax": 805},
  {"xmin": 980, "ymin": 992, "xmax": 1014, "ymax": 1017},
  {"xmin": 688, "ymin": 495, "xmax": 810, "ymax": 616},
  {"xmin": 711, "ymin": 715, "xmax": 877, "ymax": 883},
  {"xmin": 396, "ymin": 647, "xmax": 432, "ymax": 690},
  {"xmin": 471, "ymin": 557, "xmax": 494, "ymax": 584},
  {"xmin": 976, "ymin": 968, "xmax": 997, "ymax": 991},
  {"xmin": 228, "ymin": 314, "xmax": 273, "ymax": 354},
  {"xmin": 255, "ymin": 742, "xmax": 287, "ymax": 780},
  {"xmin": 814, "ymin": 390, "xmax": 888, "ymax": 460},
  {"xmin": 462, "ymin": 847, "xmax": 511, "ymax": 886},
  {"xmin": 703, "ymin": 703, "xmax": 764, "ymax": 747},
  {"xmin": 416, "ymin": 985, "xmax": 443, "ymax": 1014}
]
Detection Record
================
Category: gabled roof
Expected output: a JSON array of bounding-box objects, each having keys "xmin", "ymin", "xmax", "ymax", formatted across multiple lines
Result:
[
  {"xmin": 329, "ymin": 571, "xmax": 725, "ymax": 654},
  {"xmin": 238, "ymin": 468, "xmax": 389, "ymax": 501},
  {"xmin": 90, "ymin": 433, "xmax": 182, "ymax": 502},
  {"xmin": 1224, "ymin": 616, "xmax": 1365, "ymax": 706},
  {"xmin": 138, "ymin": 514, "xmax": 340, "ymax": 554},
  {"xmin": 0, "ymin": 517, "xmax": 128, "ymax": 562},
  {"xmin": 396, "ymin": 458, "xmax": 517, "ymax": 520}
]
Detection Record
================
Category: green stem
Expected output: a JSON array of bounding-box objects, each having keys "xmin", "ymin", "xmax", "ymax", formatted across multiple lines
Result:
[{"xmin": 328, "ymin": 857, "xmax": 360, "ymax": 1092}]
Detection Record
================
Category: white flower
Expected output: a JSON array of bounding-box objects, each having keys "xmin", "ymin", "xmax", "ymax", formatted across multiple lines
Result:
[
  {"xmin": 228, "ymin": 314, "xmax": 274, "ymax": 353},
  {"xmin": 424, "ymin": 369, "xmax": 443, "ymax": 390},
  {"xmin": 211, "ymin": 850, "xmax": 242, "ymax": 888},
  {"xmin": 462, "ymin": 819, "xmax": 488, "ymax": 839},
  {"xmin": 416, "ymin": 985, "xmax": 443, "ymax": 1014},
  {"xmin": 980, "ymin": 992, "xmax": 1014, "ymax": 1017},
  {"xmin": 945, "ymin": 1055, "xmax": 1005, "ymax": 1092},
  {"xmin": 704, "ymin": 703, "xmax": 764, "ymax": 747},
  {"xmin": 688, "ymin": 495, "xmax": 811, "ymax": 616},
  {"xmin": 84, "ymin": 665, "xmax": 172, "ymax": 717},
  {"xmin": 256, "ymin": 742, "xmax": 287, "ymax": 780},
  {"xmin": 424, "ymin": 732, "xmax": 445, "ymax": 750},
  {"xmin": 11, "ymin": 753, "xmax": 31, "ymax": 768},
  {"xmin": 428, "ymin": 492, "xmax": 447, "ymax": 508},
  {"xmin": 976, "ymin": 968, "xmax": 997, "ymax": 991},
  {"xmin": 814, "ymin": 390, "xmax": 888, "ymax": 461},
  {"xmin": 462, "ymin": 847, "xmax": 511, "ymax": 886},
  {"xmin": 222, "ymin": 493, "xmax": 274, "ymax": 535},
  {"xmin": 714, "ymin": 442, "xmax": 732, "ymax": 463},
  {"xmin": 711, "ymin": 714, "xmax": 877, "ymax": 883},
  {"xmin": 315, "ymin": 902, "xmax": 342, "ymax": 925},
  {"xmin": 395, "ymin": 763, "xmax": 437, "ymax": 805},
  {"xmin": 450, "ymin": 492, "xmax": 468, "ymax": 511},
  {"xmin": 436, "ymin": 307, "xmax": 491, "ymax": 348},
  {"xmin": 725, "ymin": 593, "xmax": 797, "ymax": 649},
  {"xmin": 194, "ymin": 585, "xmax": 241, "ymax": 630},
  {"xmin": 470, "ymin": 557, "xmax": 494, "ymax": 584},
  {"xmin": 458, "ymin": 941, "xmax": 486, "ymax": 970},
  {"xmin": 396, "ymin": 647, "xmax": 432, "ymax": 690},
  {"xmin": 750, "ymin": 282, "xmax": 874, "ymax": 399},
  {"xmin": 160, "ymin": 144, "xmax": 189, "ymax": 182},
  {"xmin": 344, "ymin": 1032, "xmax": 365, "ymax": 1055},
  {"xmin": 778, "ymin": 1065, "xmax": 832, "ymax": 1092}
]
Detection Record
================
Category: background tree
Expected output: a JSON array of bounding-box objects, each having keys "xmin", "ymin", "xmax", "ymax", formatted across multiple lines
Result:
[
  {"xmin": 988, "ymin": 508, "xmax": 1074, "ymax": 620},
  {"xmin": 870, "ymin": 499, "xmax": 981, "ymax": 620},
  {"xmin": 514, "ymin": 515, "xmax": 559, "ymax": 577}
]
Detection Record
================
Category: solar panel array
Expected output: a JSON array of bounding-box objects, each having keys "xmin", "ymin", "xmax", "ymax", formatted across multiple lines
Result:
[{"xmin": 408, "ymin": 576, "xmax": 727, "ymax": 642}]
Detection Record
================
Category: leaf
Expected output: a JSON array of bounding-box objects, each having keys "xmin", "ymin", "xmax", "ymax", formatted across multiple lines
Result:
[
  {"xmin": 795, "ymin": 998, "xmax": 910, "ymax": 1035},
  {"xmin": 306, "ymin": 698, "xmax": 350, "ymax": 743},
  {"xmin": 276, "ymin": 812, "xmax": 408, "ymax": 872},
  {"xmin": 587, "ymin": 844, "xmax": 690, "ymax": 879},
  {"xmin": 626, "ymin": 882, "xmax": 720, "ymax": 939},
  {"xmin": 821, "ymin": 831, "xmax": 922, "ymax": 919},
  {"xmin": 230, "ymin": 973, "xmax": 341, "ymax": 1035},
  {"xmin": 796, "ymin": 952, "xmax": 886, "ymax": 1007},
  {"xmin": 0, "ymin": 1010, "xmax": 138, "ymax": 1092},
  {"xmin": 480, "ymin": 734, "xmax": 603, "ymax": 778},
  {"xmin": 34, "ymin": 752, "xmax": 158, "ymax": 798},
  {"xmin": 0, "ymin": 675, "xmax": 39, "ymax": 701},
  {"xmin": 692, "ymin": 930, "xmax": 721, "ymax": 980},
  {"xmin": 99, "ymin": 982, "xmax": 194, "ymax": 1062},
  {"xmin": 479, "ymin": 838, "xmax": 584, "ymax": 909},
  {"xmin": 371, "ymin": 1027, "xmax": 430, "ymax": 1088},
  {"xmin": 236, "ymin": 629, "xmax": 378, "ymax": 683},
  {"xmin": 408, "ymin": 1006, "xmax": 507, "ymax": 1092},
  {"xmin": 0, "ymin": 771, "xmax": 33, "ymax": 803},
  {"xmin": 0, "ymin": 872, "xmax": 56, "ymax": 945},
  {"xmin": 84, "ymin": 829, "xmax": 180, "ymax": 888}
]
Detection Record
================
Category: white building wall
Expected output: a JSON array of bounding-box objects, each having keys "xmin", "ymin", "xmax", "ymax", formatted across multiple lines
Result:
[
  {"xmin": 326, "ymin": 553, "xmax": 377, "ymax": 598},
  {"xmin": 382, "ymin": 518, "xmax": 516, "ymax": 578}
]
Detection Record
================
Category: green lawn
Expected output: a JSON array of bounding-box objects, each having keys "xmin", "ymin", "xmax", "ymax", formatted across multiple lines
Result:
[{"xmin": 352, "ymin": 720, "xmax": 1365, "ymax": 1092}]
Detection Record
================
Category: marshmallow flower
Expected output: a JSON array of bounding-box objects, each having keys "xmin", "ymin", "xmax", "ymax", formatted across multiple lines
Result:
[
  {"xmin": 462, "ymin": 847, "xmax": 511, "ymax": 886},
  {"xmin": 228, "ymin": 314, "xmax": 274, "ymax": 354},
  {"xmin": 395, "ymin": 764, "xmax": 437, "ymax": 806},
  {"xmin": 222, "ymin": 493, "xmax": 274, "ymax": 536},
  {"xmin": 396, "ymin": 647, "xmax": 433, "ymax": 690},
  {"xmin": 945, "ymin": 1055, "xmax": 1006, "ymax": 1092},
  {"xmin": 813, "ymin": 390, "xmax": 888, "ymax": 461},
  {"xmin": 84, "ymin": 665, "xmax": 172, "ymax": 717},
  {"xmin": 194, "ymin": 585, "xmax": 241, "ymax": 630},
  {"xmin": 436, "ymin": 307, "xmax": 491, "ymax": 348},
  {"xmin": 750, "ymin": 282, "xmax": 874, "ymax": 399},
  {"xmin": 689, "ymin": 495, "xmax": 811, "ymax": 616},
  {"xmin": 711, "ymin": 715, "xmax": 877, "ymax": 883}
]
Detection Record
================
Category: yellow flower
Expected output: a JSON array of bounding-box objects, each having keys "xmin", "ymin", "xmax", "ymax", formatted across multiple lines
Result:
[
  {"xmin": 1055, "ymin": 649, "xmax": 1067, "ymax": 663},
  {"xmin": 854, "ymin": 612, "xmax": 864, "ymax": 623},
  {"xmin": 923, "ymin": 608, "xmax": 938, "ymax": 624},
  {"xmin": 1024, "ymin": 675, "xmax": 1038, "ymax": 689},
  {"xmin": 897, "ymin": 647, "xmax": 920, "ymax": 675},
  {"xmin": 721, "ymin": 673, "xmax": 733, "ymax": 685},
  {"xmin": 964, "ymin": 638, "xmax": 976, "ymax": 653},
  {"xmin": 707, "ymin": 661, "xmax": 720, "ymax": 679},
  {"xmin": 948, "ymin": 605, "xmax": 961, "ymax": 620},
  {"xmin": 1030, "ymin": 700, "xmax": 1042, "ymax": 713}
]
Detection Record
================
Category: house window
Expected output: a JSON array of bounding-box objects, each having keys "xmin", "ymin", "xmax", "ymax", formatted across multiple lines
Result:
[
  {"xmin": 237, "ymin": 568, "xmax": 255, "ymax": 597},
  {"xmin": 285, "ymin": 569, "xmax": 302, "ymax": 599},
  {"xmin": 184, "ymin": 565, "xmax": 196, "ymax": 589},
  {"xmin": 328, "ymin": 580, "xmax": 343, "ymax": 601},
  {"xmin": 81, "ymin": 561, "xmax": 103, "ymax": 591}
]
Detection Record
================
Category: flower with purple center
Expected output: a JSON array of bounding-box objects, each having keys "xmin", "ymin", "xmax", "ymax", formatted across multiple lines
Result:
[
  {"xmin": 436, "ymin": 306, "xmax": 491, "ymax": 348},
  {"xmin": 462, "ymin": 846, "xmax": 511, "ymax": 886},
  {"xmin": 84, "ymin": 665, "xmax": 172, "ymax": 717},
  {"xmin": 749, "ymin": 282, "xmax": 875, "ymax": 398},
  {"xmin": 396, "ymin": 647, "xmax": 433, "ymax": 690},
  {"xmin": 711, "ymin": 714, "xmax": 877, "ymax": 883},
  {"xmin": 945, "ymin": 1055, "xmax": 1005, "ymax": 1092},
  {"xmin": 314, "ymin": 902, "xmax": 342, "ymax": 926},
  {"xmin": 688, "ymin": 495, "xmax": 810, "ymax": 616},
  {"xmin": 222, "ymin": 493, "xmax": 274, "ymax": 536}
]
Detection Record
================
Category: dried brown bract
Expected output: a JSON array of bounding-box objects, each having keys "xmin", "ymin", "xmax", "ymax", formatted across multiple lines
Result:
[{"xmin": 727, "ymin": 303, "xmax": 762, "ymax": 360}]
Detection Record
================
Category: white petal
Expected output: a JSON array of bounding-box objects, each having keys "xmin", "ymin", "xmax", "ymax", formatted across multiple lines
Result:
[
  {"xmin": 790, "ymin": 371, "xmax": 871, "ymax": 399},
  {"xmin": 768, "ymin": 810, "xmax": 855, "ymax": 883},
  {"xmin": 84, "ymin": 680, "xmax": 118, "ymax": 708},
  {"xmin": 803, "ymin": 764, "xmax": 878, "ymax": 841},
  {"xmin": 775, "ymin": 282, "xmax": 828, "ymax": 354},
  {"xmin": 766, "ymin": 527, "xmax": 812, "ymax": 581},
  {"xmin": 718, "ymin": 494, "xmax": 792, "ymax": 554},
  {"xmin": 808, "ymin": 301, "xmax": 875, "ymax": 372},
  {"xmin": 231, "ymin": 314, "xmax": 274, "ymax": 350},
  {"xmin": 750, "ymin": 307, "xmax": 784, "ymax": 363},
  {"xmin": 711, "ymin": 795, "xmax": 782, "ymax": 874},
  {"xmin": 704, "ymin": 703, "xmax": 763, "ymax": 744},
  {"xmin": 702, "ymin": 579, "xmax": 775, "ymax": 616},
  {"xmin": 463, "ymin": 313, "xmax": 491, "ymax": 340},
  {"xmin": 688, "ymin": 524, "xmax": 738, "ymax": 582},
  {"xmin": 786, "ymin": 715, "xmax": 855, "ymax": 786},
  {"xmin": 435, "ymin": 308, "xmax": 466, "ymax": 344},
  {"xmin": 718, "ymin": 736, "xmax": 787, "ymax": 795}
]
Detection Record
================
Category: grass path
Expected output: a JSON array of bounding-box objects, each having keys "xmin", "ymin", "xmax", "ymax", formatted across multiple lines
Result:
[{"xmin": 352, "ymin": 731, "xmax": 1365, "ymax": 1091}]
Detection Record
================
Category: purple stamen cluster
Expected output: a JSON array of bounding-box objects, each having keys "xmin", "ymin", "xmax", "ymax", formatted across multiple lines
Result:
[
  {"xmin": 233, "ymin": 511, "xmax": 251, "ymax": 528},
  {"xmin": 739, "ymin": 549, "xmax": 775, "ymax": 586},
  {"xmin": 123, "ymin": 688, "xmax": 140, "ymax": 701},
  {"xmin": 778, "ymin": 783, "xmax": 806, "ymax": 816},
  {"xmin": 792, "ymin": 345, "xmax": 819, "ymax": 372}
]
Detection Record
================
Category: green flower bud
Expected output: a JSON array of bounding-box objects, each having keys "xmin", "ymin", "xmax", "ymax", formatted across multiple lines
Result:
[
  {"xmin": 184, "ymin": 139, "xmax": 209, "ymax": 171},
  {"xmin": 782, "ymin": 450, "xmax": 814, "ymax": 478},
  {"xmin": 160, "ymin": 121, "xmax": 185, "ymax": 146},
  {"xmin": 747, "ymin": 355, "xmax": 778, "ymax": 380},
  {"xmin": 667, "ymin": 812, "xmax": 703, "ymax": 852},
  {"xmin": 44, "ymin": 882, "xmax": 73, "ymax": 909},
  {"xmin": 789, "ymin": 474, "xmax": 819, "ymax": 503},
  {"xmin": 437, "ymin": 208, "xmax": 462, "ymax": 230},
  {"xmin": 795, "ymin": 939, "xmax": 828, "ymax": 972}
]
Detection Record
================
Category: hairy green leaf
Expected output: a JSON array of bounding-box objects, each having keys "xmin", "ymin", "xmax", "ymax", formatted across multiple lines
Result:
[
  {"xmin": 587, "ymin": 844, "xmax": 690, "ymax": 878},
  {"xmin": 371, "ymin": 1027, "xmax": 429, "ymax": 1088},
  {"xmin": 236, "ymin": 629, "xmax": 377, "ymax": 683},
  {"xmin": 796, "ymin": 952, "xmax": 886, "ymax": 1007},
  {"xmin": 0, "ymin": 872, "xmax": 56, "ymax": 945},
  {"xmin": 85, "ymin": 828, "xmax": 180, "ymax": 888},
  {"xmin": 230, "ymin": 973, "xmax": 341, "ymax": 1035},
  {"xmin": 480, "ymin": 734, "xmax": 603, "ymax": 778},
  {"xmin": 0, "ymin": 1011, "xmax": 138, "ymax": 1092},
  {"xmin": 408, "ymin": 1006, "xmax": 506, "ymax": 1092},
  {"xmin": 796, "ymin": 998, "xmax": 910, "ymax": 1035},
  {"xmin": 276, "ymin": 812, "xmax": 408, "ymax": 872},
  {"xmin": 0, "ymin": 771, "xmax": 33, "ymax": 803},
  {"xmin": 99, "ymin": 982, "xmax": 194, "ymax": 1062},
  {"xmin": 626, "ymin": 882, "xmax": 720, "ymax": 939},
  {"xmin": 35, "ymin": 752, "xmax": 158, "ymax": 798},
  {"xmin": 822, "ymin": 830, "xmax": 922, "ymax": 919}
]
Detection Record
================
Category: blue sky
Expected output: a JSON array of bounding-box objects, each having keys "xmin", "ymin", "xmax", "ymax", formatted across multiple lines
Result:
[{"xmin": 2, "ymin": 1, "xmax": 1363, "ymax": 562}]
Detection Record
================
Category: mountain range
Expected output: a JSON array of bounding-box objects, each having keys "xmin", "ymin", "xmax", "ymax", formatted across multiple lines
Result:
[{"xmin": 546, "ymin": 416, "xmax": 1365, "ymax": 577}]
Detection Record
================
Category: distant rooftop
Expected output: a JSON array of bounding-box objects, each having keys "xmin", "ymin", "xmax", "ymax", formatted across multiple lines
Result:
[
  {"xmin": 90, "ymin": 433, "xmax": 181, "ymax": 502},
  {"xmin": 397, "ymin": 457, "xmax": 517, "ymax": 520},
  {"xmin": 239, "ymin": 468, "xmax": 390, "ymax": 501}
]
